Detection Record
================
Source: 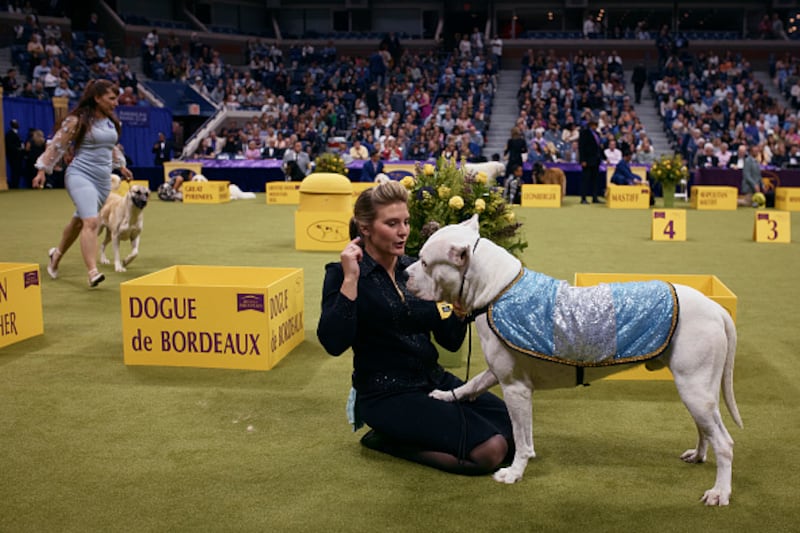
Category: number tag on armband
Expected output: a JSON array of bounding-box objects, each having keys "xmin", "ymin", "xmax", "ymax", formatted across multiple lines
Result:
[{"xmin": 436, "ymin": 302, "xmax": 454, "ymax": 319}]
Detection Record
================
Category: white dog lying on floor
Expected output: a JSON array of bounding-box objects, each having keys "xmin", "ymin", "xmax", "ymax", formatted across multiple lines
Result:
[
  {"xmin": 463, "ymin": 161, "xmax": 506, "ymax": 183},
  {"xmin": 191, "ymin": 174, "xmax": 256, "ymax": 199},
  {"xmin": 99, "ymin": 179, "xmax": 149, "ymax": 272},
  {"xmin": 406, "ymin": 215, "xmax": 743, "ymax": 506}
]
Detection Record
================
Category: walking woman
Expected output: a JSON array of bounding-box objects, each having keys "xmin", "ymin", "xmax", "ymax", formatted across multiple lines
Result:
[{"xmin": 33, "ymin": 79, "xmax": 133, "ymax": 287}]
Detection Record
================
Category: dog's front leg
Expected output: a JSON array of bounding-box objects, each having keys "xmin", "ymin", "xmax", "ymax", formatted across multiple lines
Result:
[
  {"xmin": 123, "ymin": 233, "xmax": 140, "ymax": 267},
  {"xmin": 493, "ymin": 379, "xmax": 536, "ymax": 484},
  {"xmin": 429, "ymin": 369, "xmax": 498, "ymax": 402},
  {"xmin": 112, "ymin": 236, "xmax": 125, "ymax": 272}
]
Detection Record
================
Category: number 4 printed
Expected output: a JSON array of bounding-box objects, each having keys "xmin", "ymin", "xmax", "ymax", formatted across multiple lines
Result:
[{"xmin": 651, "ymin": 210, "xmax": 686, "ymax": 241}]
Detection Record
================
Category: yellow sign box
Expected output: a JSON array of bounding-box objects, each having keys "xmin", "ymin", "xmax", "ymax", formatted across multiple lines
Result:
[
  {"xmin": 574, "ymin": 272, "xmax": 737, "ymax": 381},
  {"xmin": 521, "ymin": 184, "xmax": 561, "ymax": 207},
  {"xmin": 351, "ymin": 182, "xmax": 376, "ymax": 203},
  {"xmin": 267, "ymin": 182, "xmax": 301, "ymax": 204},
  {"xmin": 775, "ymin": 187, "xmax": 800, "ymax": 211},
  {"xmin": 114, "ymin": 180, "xmax": 151, "ymax": 196},
  {"xmin": 295, "ymin": 211, "xmax": 352, "ymax": 251},
  {"xmin": 163, "ymin": 161, "xmax": 203, "ymax": 183},
  {"xmin": 182, "ymin": 180, "xmax": 230, "ymax": 204},
  {"xmin": 651, "ymin": 209, "xmax": 687, "ymax": 241},
  {"xmin": 690, "ymin": 186, "xmax": 738, "ymax": 210},
  {"xmin": 120, "ymin": 265, "xmax": 304, "ymax": 371},
  {"xmin": 607, "ymin": 185, "xmax": 651, "ymax": 209},
  {"xmin": 295, "ymin": 173, "xmax": 353, "ymax": 251},
  {"xmin": 0, "ymin": 264, "xmax": 44, "ymax": 349},
  {"xmin": 753, "ymin": 210, "xmax": 792, "ymax": 243}
]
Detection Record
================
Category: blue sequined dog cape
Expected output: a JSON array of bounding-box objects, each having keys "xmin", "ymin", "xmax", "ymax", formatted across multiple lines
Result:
[{"xmin": 487, "ymin": 269, "xmax": 679, "ymax": 366}]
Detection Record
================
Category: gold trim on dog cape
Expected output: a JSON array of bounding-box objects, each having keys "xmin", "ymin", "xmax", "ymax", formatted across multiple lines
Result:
[{"xmin": 486, "ymin": 269, "xmax": 679, "ymax": 367}]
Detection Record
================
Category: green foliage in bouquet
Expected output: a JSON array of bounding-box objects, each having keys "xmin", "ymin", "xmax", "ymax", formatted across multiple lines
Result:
[
  {"xmin": 648, "ymin": 152, "xmax": 689, "ymax": 186},
  {"xmin": 313, "ymin": 152, "xmax": 348, "ymax": 175},
  {"xmin": 403, "ymin": 158, "xmax": 528, "ymax": 258}
]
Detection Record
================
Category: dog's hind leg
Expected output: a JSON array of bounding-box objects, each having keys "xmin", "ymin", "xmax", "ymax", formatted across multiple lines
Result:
[
  {"xmin": 123, "ymin": 234, "xmax": 139, "ymax": 267},
  {"xmin": 670, "ymin": 287, "xmax": 738, "ymax": 505},
  {"xmin": 99, "ymin": 228, "xmax": 112, "ymax": 265},
  {"xmin": 675, "ymin": 384, "xmax": 734, "ymax": 506}
]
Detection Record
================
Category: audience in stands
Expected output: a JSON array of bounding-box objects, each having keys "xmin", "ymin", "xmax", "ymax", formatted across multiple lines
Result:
[{"xmin": 10, "ymin": 7, "xmax": 800, "ymax": 187}]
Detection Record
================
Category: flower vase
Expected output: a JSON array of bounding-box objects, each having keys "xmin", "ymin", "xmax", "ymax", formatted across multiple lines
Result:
[{"xmin": 662, "ymin": 182, "xmax": 676, "ymax": 208}]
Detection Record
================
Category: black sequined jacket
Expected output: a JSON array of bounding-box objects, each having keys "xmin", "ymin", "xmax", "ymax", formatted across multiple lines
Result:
[{"xmin": 317, "ymin": 252, "xmax": 467, "ymax": 393}]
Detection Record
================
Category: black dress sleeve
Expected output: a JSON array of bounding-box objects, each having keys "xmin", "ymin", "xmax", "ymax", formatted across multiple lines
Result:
[{"xmin": 316, "ymin": 263, "xmax": 358, "ymax": 356}]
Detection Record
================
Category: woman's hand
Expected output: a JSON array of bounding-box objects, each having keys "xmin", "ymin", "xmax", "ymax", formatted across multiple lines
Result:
[
  {"xmin": 339, "ymin": 237, "xmax": 363, "ymax": 301},
  {"xmin": 341, "ymin": 237, "xmax": 363, "ymax": 279},
  {"xmin": 119, "ymin": 167, "xmax": 134, "ymax": 181},
  {"xmin": 32, "ymin": 170, "xmax": 46, "ymax": 189}
]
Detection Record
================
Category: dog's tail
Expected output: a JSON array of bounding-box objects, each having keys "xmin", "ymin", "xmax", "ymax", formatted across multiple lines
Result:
[
  {"xmin": 722, "ymin": 311, "xmax": 743, "ymax": 428},
  {"xmin": 110, "ymin": 174, "xmax": 121, "ymax": 191}
]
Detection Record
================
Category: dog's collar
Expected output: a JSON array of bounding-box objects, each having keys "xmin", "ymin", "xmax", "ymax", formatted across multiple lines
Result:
[
  {"xmin": 456, "ymin": 236, "xmax": 482, "ymax": 310},
  {"xmin": 466, "ymin": 267, "xmax": 525, "ymax": 321}
]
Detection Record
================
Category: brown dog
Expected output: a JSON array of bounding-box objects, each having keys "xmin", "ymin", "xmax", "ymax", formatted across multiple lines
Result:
[
  {"xmin": 98, "ymin": 184, "xmax": 149, "ymax": 272},
  {"xmin": 532, "ymin": 161, "xmax": 567, "ymax": 197}
]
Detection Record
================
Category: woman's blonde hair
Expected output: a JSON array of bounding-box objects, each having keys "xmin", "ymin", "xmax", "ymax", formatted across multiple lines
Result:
[{"xmin": 350, "ymin": 180, "xmax": 408, "ymax": 239}]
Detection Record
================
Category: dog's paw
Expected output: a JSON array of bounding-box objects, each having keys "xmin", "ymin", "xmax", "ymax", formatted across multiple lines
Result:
[
  {"xmin": 492, "ymin": 467, "xmax": 523, "ymax": 484},
  {"xmin": 100, "ymin": 256, "xmax": 111, "ymax": 265},
  {"xmin": 701, "ymin": 487, "xmax": 730, "ymax": 506},
  {"xmin": 680, "ymin": 448, "xmax": 707, "ymax": 464},
  {"xmin": 429, "ymin": 389, "xmax": 456, "ymax": 402},
  {"xmin": 114, "ymin": 264, "xmax": 127, "ymax": 273},
  {"xmin": 123, "ymin": 252, "xmax": 138, "ymax": 267}
]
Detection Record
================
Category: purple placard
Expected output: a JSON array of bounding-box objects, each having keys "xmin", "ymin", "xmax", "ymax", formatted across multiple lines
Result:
[
  {"xmin": 24, "ymin": 270, "xmax": 40, "ymax": 288},
  {"xmin": 237, "ymin": 293, "xmax": 265, "ymax": 313}
]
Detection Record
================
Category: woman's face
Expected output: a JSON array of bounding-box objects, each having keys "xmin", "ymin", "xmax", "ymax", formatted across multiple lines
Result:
[
  {"xmin": 95, "ymin": 88, "xmax": 118, "ymax": 116},
  {"xmin": 362, "ymin": 202, "xmax": 409, "ymax": 260}
]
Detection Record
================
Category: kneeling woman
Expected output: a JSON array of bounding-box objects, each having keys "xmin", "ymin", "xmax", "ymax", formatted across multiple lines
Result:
[{"xmin": 317, "ymin": 181, "xmax": 512, "ymax": 474}]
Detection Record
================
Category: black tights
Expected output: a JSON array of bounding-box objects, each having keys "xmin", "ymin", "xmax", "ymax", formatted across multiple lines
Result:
[{"xmin": 361, "ymin": 431, "xmax": 511, "ymax": 476}]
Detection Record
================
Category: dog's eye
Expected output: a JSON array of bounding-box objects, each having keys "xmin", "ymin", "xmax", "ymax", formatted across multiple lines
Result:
[{"xmin": 421, "ymin": 260, "xmax": 428, "ymax": 269}]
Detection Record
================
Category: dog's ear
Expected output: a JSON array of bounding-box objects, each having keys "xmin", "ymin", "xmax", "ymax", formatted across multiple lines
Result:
[
  {"xmin": 447, "ymin": 243, "xmax": 471, "ymax": 267},
  {"xmin": 459, "ymin": 213, "xmax": 480, "ymax": 233}
]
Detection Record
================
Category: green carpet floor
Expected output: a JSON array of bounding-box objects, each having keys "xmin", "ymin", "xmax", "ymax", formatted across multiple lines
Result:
[{"xmin": 1, "ymin": 189, "xmax": 799, "ymax": 532}]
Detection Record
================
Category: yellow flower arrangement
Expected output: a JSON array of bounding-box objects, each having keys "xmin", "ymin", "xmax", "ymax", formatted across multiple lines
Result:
[
  {"xmin": 649, "ymin": 153, "xmax": 689, "ymax": 187},
  {"xmin": 405, "ymin": 158, "xmax": 527, "ymax": 258},
  {"xmin": 313, "ymin": 152, "xmax": 347, "ymax": 175}
]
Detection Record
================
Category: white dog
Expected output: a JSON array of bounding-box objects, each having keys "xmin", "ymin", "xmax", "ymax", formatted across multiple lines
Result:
[
  {"xmin": 463, "ymin": 161, "xmax": 506, "ymax": 183},
  {"xmin": 98, "ymin": 183, "xmax": 149, "ymax": 272},
  {"xmin": 406, "ymin": 215, "xmax": 743, "ymax": 506},
  {"xmin": 192, "ymin": 174, "xmax": 256, "ymax": 200}
]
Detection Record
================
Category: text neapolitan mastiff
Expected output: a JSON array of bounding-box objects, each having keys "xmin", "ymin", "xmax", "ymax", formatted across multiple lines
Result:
[{"xmin": 405, "ymin": 215, "xmax": 743, "ymax": 506}]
